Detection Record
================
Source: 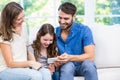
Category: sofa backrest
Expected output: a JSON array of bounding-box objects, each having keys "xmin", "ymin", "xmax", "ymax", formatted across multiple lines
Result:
[{"xmin": 91, "ymin": 24, "xmax": 120, "ymax": 68}]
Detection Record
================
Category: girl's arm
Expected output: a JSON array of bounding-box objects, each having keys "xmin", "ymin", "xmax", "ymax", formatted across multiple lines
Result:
[
  {"xmin": 27, "ymin": 51, "xmax": 36, "ymax": 61},
  {"xmin": 48, "ymin": 63, "xmax": 55, "ymax": 74},
  {"xmin": 27, "ymin": 45, "xmax": 36, "ymax": 61}
]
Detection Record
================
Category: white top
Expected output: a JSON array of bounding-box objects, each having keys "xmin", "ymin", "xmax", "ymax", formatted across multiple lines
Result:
[{"xmin": 0, "ymin": 27, "xmax": 28, "ymax": 72}]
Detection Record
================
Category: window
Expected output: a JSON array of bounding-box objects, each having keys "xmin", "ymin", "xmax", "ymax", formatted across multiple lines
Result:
[
  {"xmin": 0, "ymin": 0, "xmax": 120, "ymax": 43},
  {"xmin": 1, "ymin": 0, "xmax": 120, "ymax": 27},
  {"xmin": 0, "ymin": 0, "xmax": 19, "ymax": 13},
  {"xmin": 95, "ymin": 0, "xmax": 120, "ymax": 25}
]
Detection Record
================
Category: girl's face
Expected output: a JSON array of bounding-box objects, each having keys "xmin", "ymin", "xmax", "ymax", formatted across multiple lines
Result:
[
  {"xmin": 13, "ymin": 11, "xmax": 25, "ymax": 28},
  {"xmin": 40, "ymin": 33, "xmax": 54, "ymax": 48}
]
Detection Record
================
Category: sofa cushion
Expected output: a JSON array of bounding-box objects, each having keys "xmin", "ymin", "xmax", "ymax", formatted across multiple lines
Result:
[
  {"xmin": 74, "ymin": 68, "xmax": 120, "ymax": 80},
  {"xmin": 74, "ymin": 77, "xmax": 84, "ymax": 80},
  {"xmin": 91, "ymin": 24, "xmax": 120, "ymax": 68},
  {"xmin": 97, "ymin": 68, "xmax": 120, "ymax": 80}
]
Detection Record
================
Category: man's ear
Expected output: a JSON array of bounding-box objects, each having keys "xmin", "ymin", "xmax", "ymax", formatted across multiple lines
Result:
[{"xmin": 73, "ymin": 14, "xmax": 76, "ymax": 19}]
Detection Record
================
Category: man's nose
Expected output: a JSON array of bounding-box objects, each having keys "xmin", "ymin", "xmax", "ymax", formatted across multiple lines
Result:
[{"xmin": 60, "ymin": 19, "xmax": 65, "ymax": 24}]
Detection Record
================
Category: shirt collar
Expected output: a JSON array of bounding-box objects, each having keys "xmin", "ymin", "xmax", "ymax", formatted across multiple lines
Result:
[{"xmin": 56, "ymin": 22, "xmax": 78, "ymax": 37}]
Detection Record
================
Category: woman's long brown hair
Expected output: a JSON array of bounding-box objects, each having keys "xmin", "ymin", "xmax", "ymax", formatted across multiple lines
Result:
[{"xmin": 0, "ymin": 2, "xmax": 23, "ymax": 41}]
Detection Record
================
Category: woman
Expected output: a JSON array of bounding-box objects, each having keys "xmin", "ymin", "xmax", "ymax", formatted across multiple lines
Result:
[{"xmin": 0, "ymin": 2, "xmax": 45, "ymax": 80}]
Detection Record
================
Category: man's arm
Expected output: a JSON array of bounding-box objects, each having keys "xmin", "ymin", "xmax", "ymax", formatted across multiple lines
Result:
[
  {"xmin": 69, "ymin": 44, "xmax": 95, "ymax": 62},
  {"xmin": 56, "ymin": 44, "xmax": 95, "ymax": 63}
]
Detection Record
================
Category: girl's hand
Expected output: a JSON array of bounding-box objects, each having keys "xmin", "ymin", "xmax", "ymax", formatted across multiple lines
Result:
[{"xmin": 48, "ymin": 63, "xmax": 55, "ymax": 74}]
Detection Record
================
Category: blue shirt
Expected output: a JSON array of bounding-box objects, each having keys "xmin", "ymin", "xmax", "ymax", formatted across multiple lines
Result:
[{"xmin": 56, "ymin": 22, "xmax": 94, "ymax": 66}]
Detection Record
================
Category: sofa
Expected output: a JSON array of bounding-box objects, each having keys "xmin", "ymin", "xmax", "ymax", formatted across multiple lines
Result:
[
  {"xmin": 28, "ymin": 24, "xmax": 120, "ymax": 80},
  {"xmin": 74, "ymin": 24, "xmax": 120, "ymax": 80}
]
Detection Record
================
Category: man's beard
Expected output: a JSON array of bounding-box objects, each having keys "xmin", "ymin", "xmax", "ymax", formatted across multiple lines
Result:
[{"xmin": 61, "ymin": 20, "xmax": 73, "ymax": 30}]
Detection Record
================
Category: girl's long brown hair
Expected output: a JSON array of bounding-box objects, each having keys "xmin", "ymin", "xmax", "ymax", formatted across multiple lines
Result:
[{"xmin": 32, "ymin": 23, "xmax": 59, "ymax": 61}]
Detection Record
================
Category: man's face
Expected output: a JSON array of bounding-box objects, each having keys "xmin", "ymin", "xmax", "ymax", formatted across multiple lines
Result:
[{"xmin": 58, "ymin": 10, "xmax": 75, "ymax": 30}]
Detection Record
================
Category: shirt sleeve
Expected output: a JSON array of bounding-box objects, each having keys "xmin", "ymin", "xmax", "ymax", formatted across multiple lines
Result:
[
  {"xmin": 83, "ymin": 27, "xmax": 95, "ymax": 46},
  {"xmin": 27, "ymin": 45, "xmax": 34, "ymax": 54}
]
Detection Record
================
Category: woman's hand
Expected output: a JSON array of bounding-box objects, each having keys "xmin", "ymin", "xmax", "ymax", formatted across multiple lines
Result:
[{"xmin": 28, "ymin": 61, "xmax": 43, "ymax": 70}]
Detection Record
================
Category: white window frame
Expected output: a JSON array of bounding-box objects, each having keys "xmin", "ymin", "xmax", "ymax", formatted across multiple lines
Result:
[
  {"xmin": 84, "ymin": 0, "xmax": 95, "ymax": 27},
  {"xmin": 19, "ymin": 0, "xmax": 120, "ymax": 28}
]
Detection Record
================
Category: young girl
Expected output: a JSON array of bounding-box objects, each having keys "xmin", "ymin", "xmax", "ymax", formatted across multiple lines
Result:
[{"xmin": 28, "ymin": 23, "xmax": 59, "ymax": 80}]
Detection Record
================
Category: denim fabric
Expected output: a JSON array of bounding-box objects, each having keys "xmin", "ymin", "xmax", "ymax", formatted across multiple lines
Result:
[
  {"xmin": 53, "ymin": 61, "xmax": 98, "ymax": 80},
  {"xmin": 55, "ymin": 22, "xmax": 97, "ymax": 80},
  {"xmin": 74, "ymin": 60, "xmax": 98, "ymax": 80},
  {"xmin": 52, "ymin": 69, "xmax": 60, "ymax": 80},
  {"xmin": 60, "ymin": 62, "xmax": 75, "ymax": 80},
  {"xmin": 0, "ymin": 68, "xmax": 42, "ymax": 80},
  {"xmin": 38, "ymin": 67, "xmax": 52, "ymax": 80}
]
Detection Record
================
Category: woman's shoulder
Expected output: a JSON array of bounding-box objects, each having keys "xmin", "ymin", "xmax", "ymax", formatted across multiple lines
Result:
[{"xmin": 0, "ymin": 35, "xmax": 10, "ymax": 44}]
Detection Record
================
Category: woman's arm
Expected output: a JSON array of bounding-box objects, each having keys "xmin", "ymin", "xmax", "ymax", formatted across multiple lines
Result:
[
  {"xmin": 0, "ymin": 43, "xmax": 42, "ymax": 69},
  {"xmin": 27, "ymin": 46, "xmax": 43, "ymax": 69},
  {"xmin": 0, "ymin": 43, "xmax": 29, "ymax": 68}
]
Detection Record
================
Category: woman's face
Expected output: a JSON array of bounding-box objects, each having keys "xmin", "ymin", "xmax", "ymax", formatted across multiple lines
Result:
[
  {"xmin": 40, "ymin": 33, "xmax": 54, "ymax": 49},
  {"xmin": 13, "ymin": 11, "xmax": 25, "ymax": 28}
]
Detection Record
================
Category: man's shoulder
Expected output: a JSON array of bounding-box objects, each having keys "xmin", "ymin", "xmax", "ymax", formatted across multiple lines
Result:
[
  {"xmin": 55, "ymin": 26, "xmax": 60, "ymax": 31},
  {"xmin": 56, "ymin": 26, "xmax": 60, "ymax": 29},
  {"xmin": 73, "ymin": 22, "xmax": 90, "ymax": 31},
  {"xmin": 55, "ymin": 26, "xmax": 61, "ymax": 34}
]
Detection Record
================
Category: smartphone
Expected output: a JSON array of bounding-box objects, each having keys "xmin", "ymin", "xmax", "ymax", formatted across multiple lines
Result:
[{"xmin": 47, "ymin": 57, "xmax": 57, "ymax": 64}]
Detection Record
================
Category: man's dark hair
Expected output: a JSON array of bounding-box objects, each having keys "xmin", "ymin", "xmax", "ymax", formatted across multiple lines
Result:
[{"xmin": 58, "ymin": 2, "xmax": 77, "ymax": 16}]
